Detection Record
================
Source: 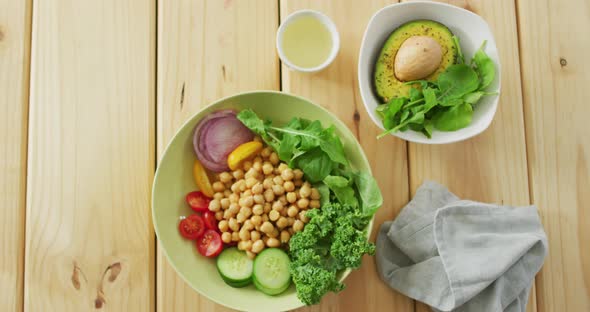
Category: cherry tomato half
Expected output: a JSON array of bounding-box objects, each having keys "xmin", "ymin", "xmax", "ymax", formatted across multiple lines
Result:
[
  {"xmin": 178, "ymin": 214, "xmax": 205, "ymax": 240},
  {"xmin": 196, "ymin": 230, "xmax": 223, "ymax": 257},
  {"xmin": 203, "ymin": 212, "xmax": 218, "ymax": 231},
  {"xmin": 186, "ymin": 191, "xmax": 211, "ymax": 212}
]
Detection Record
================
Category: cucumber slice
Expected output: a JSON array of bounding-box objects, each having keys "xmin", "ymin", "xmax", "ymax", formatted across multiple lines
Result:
[
  {"xmin": 216, "ymin": 247, "xmax": 253, "ymax": 287},
  {"xmin": 252, "ymin": 248, "xmax": 291, "ymax": 295}
]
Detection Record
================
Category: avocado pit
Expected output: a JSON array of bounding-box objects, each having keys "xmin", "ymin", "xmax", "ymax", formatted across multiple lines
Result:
[{"xmin": 394, "ymin": 36, "xmax": 443, "ymax": 82}]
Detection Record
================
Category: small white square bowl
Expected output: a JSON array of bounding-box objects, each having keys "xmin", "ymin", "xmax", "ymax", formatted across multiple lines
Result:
[{"xmin": 358, "ymin": 1, "xmax": 501, "ymax": 144}]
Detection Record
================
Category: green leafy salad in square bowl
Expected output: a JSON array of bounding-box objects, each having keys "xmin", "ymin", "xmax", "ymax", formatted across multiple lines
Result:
[{"xmin": 152, "ymin": 91, "xmax": 382, "ymax": 311}]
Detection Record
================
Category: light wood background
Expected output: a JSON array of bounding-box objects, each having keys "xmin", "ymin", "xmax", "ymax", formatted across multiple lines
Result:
[{"xmin": 1, "ymin": 0, "xmax": 588, "ymax": 311}]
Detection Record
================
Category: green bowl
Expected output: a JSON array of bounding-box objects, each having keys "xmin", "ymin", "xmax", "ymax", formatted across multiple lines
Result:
[{"xmin": 152, "ymin": 91, "xmax": 375, "ymax": 311}]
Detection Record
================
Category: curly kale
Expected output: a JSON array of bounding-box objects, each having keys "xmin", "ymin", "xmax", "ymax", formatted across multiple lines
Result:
[{"xmin": 288, "ymin": 203, "xmax": 374, "ymax": 305}]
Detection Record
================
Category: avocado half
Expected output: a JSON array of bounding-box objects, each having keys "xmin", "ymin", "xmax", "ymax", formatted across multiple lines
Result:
[{"xmin": 374, "ymin": 20, "xmax": 458, "ymax": 103}]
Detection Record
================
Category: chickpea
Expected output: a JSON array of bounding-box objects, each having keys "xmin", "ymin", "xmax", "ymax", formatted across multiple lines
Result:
[
  {"xmin": 310, "ymin": 200, "xmax": 321, "ymax": 209},
  {"xmin": 261, "ymin": 147, "xmax": 272, "ymax": 158},
  {"xmin": 243, "ymin": 160, "xmax": 253, "ymax": 171},
  {"xmin": 240, "ymin": 206, "xmax": 252, "ymax": 218},
  {"xmin": 263, "ymin": 203, "xmax": 272, "ymax": 214},
  {"xmin": 260, "ymin": 221, "xmax": 274, "ymax": 233},
  {"xmin": 272, "ymin": 185, "xmax": 285, "ymax": 196},
  {"xmin": 219, "ymin": 172, "xmax": 233, "ymax": 183},
  {"xmin": 276, "ymin": 217, "xmax": 288, "ymax": 229},
  {"xmin": 218, "ymin": 220, "xmax": 229, "ymax": 232},
  {"xmin": 220, "ymin": 198, "xmax": 230, "ymax": 210},
  {"xmin": 310, "ymin": 188, "xmax": 321, "ymax": 200},
  {"xmin": 223, "ymin": 189, "xmax": 232, "ymax": 197},
  {"xmin": 293, "ymin": 220, "xmax": 304, "ymax": 232},
  {"xmin": 287, "ymin": 217, "xmax": 295, "ymax": 226},
  {"xmin": 242, "ymin": 189, "xmax": 252, "ymax": 197},
  {"xmin": 243, "ymin": 240, "xmax": 253, "ymax": 251},
  {"xmin": 212, "ymin": 181, "xmax": 225, "ymax": 192},
  {"xmin": 284, "ymin": 181, "xmax": 295, "ymax": 192},
  {"xmin": 239, "ymin": 229, "xmax": 251, "ymax": 241},
  {"xmin": 273, "ymin": 176, "xmax": 284, "ymax": 186},
  {"xmin": 253, "ymin": 194, "xmax": 265, "ymax": 205},
  {"xmin": 286, "ymin": 192, "xmax": 297, "ymax": 203},
  {"xmin": 231, "ymin": 231, "xmax": 240, "ymax": 242},
  {"xmin": 252, "ymin": 183, "xmax": 263, "ymax": 195},
  {"xmin": 269, "ymin": 210, "xmax": 280, "ymax": 221},
  {"xmin": 269, "ymin": 152, "xmax": 279, "ymax": 165},
  {"xmin": 236, "ymin": 212, "xmax": 247, "ymax": 223},
  {"xmin": 281, "ymin": 168, "xmax": 294, "ymax": 181},
  {"xmin": 277, "ymin": 163, "xmax": 288, "ymax": 173},
  {"xmin": 252, "ymin": 240, "xmax": 265, "ymax": 253},
  {"xmin": 278, "ymin": 195, "xmax": 287, "ymax": 205},
  {"xmin": 213, "ymin": 192, "xmax": 224, "ymax": 200},
  {"xmin": 262, "ymin": 236, "xmax": 269, "ymax": 245},
  {"xmin": 230, "ymin": 182, "xmax": 240, "ymax": 193},
  {"xmin": 252, "ymin": 161, "xmax": 262, "ymax": 172},
  {"xmin": 209, "ymin": 199, "xmax": 221, "ymax": 212},
  {"xmin": 262, "ymin": 163, "xmax": 273, "ymax": 175},
  {"xmin": 239, "ymin": 196, "xmax": 254, "ymax": 208},
  {"xmin": 228, "ymin": 218, "xmax": 239, "ymax": 231},
  {"xmin": 280, "ymin": 230, "xmax": 290, "ymax": 243},
  {"xmin": 215, "ymin": 211, "xmax": 223, "ymax": 221},
  {"xmin": 223, "ymin": 210, "xmax": 233, "ymax": 220},
  {"xmin": 251, "ymin": 230, "xmax": 261, "ymax": 242},
  {"xmin": 299, "ymin": 184, "xmax": 311, "ymax": 198},
  {"xmin": 255, "ymin": 225, "xmax": 261, "ymax": 231},
  {"xmin": 246, "ymin": 251, "xmax": 256, "ymax": 259},
  {"xmin": 297, "ymin": 198, "xmax": 310, "ymax": 209},
  {"xmin": 267, "ymin": 237, "xmax": 280, "ymax": 247},
  {"xmin": 294, "ymin": 179, "xmax": 303, "ymax": 187},
  {"xmin": 293, "ymin": 169, "xmax": 304, "ymax": 180},
  {"xmin": 262, "ymin": 214, "xmax": 269, "ymax": 223},
  {"xmin": 228, "ymin": 193, "xmax": 239, "ymax": 204},
  {"xmin": 232, "ymin": 169, "xmax": 245, "ymax": 180},
  {"xmin": 263, "ymin": 177, "xmax": 273, "ymax": 190},
  {"xmin": 287, "ymin": 205, "xmax": 299, "ymax": 217},
  {"xmin": 245, "ymin": 177, "xmax": 257, "ymax": 188},
  {"xmin": 252, "ymin": 204, "xmax": 263, "ymax": 216},
  {"xmin": 221, "ymin": 232, "xmax": 232, "ymax": 243},
  {"xmin": 268, "ymin": 228, "xmax": 279, "ymax": 238},
  {"xmin": 251, "ymin": 215, "xmax": 262, "ymax": 226},
  {"xmin": 228, "ymin": 203, "xmax": 239, "ymax": 215},
  {"xmin": 272, "ymin": 201, "xmax": 284, "ymax": 212},
  {"xmin": 263, "ymin": 189, "xmax": 275, "ymax": 202},
  {"xmin": 299, "ymin": 211, "xmax": 310, "ymax": 223},
  {"xmin": 245, "ymin": 168, "xmax": 259, "ymax": 180},
  {"xmin": 239, "ymin": 182, "xmax": 247, "ymax": 192},
  {"xmin": 237, "ymin": 241, "xmax": 246, "ymax": 250}
]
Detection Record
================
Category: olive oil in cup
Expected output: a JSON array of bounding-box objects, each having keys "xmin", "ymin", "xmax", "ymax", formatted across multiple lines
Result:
[{"xmin": 277, "ymin": 10, "xmax": 340, "ymax": 73}]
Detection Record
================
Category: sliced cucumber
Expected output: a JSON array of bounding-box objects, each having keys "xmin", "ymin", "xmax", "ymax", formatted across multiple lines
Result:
[
  {"xmin": 216, "ymin": 247, "xmax": 253, "ymax": 288},
  {"xmin": 252, "ymin": 248, "xmax": 291, "ymax": 295}
]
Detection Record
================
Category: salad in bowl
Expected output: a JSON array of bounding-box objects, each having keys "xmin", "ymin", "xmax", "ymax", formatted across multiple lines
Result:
[{"xmin": 152, "ymin": 91, "xmax": 382, "ymax": 311}]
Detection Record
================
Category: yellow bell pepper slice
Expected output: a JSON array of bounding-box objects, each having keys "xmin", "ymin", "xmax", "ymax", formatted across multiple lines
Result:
[
  {"xmin": 193, "ymin": 159, "xmax": 214, "ymax": 197},
  {"xmin": 227, "ymin": 141, "xmax": 263, "ymax": 171}
]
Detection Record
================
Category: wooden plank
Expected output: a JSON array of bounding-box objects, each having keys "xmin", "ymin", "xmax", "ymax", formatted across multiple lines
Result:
[
  {"xmin": 156, "ymin": 1, "xmax": 279, "ymax": 311},
  {"xmin": 25, "ymin": 0, "xmax": 155, "ymax": 311},
  {"xmin": 279, "ymin": 1, "xmax": 413, "ymax": 311},
  {"xmin": 401, "ymin": 1, "xmax": 536, "ymax": 312},
  {"xmin": 0, "ymin": 0, "xmax": 31, "ymax": 311},
  {"xmin": 516, "ymin": 0, "xmax": 590, "ymax": 310}
]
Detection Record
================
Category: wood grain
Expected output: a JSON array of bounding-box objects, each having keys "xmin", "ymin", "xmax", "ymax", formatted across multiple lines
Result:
[
  {"xmin": 156, "ymin": 1, "xmax": 279, "ymax": 311},
  {"xmin": 0, "ymin": 0, "xmax": 31, "ymax": 310},
  {"xmin": 516, "ymin": 0, "xmax": 590, "ymax": 310},
  {"xmin": 400, "ymin": 1, "xmax": 536, "ymax": 311},
  {"xmin": 280, "ymin": 1, "xmax": 413, "ymax": 311},
  {"xmin": 25, "ymin": 0, "xmax": 155, "ymax": 311}
]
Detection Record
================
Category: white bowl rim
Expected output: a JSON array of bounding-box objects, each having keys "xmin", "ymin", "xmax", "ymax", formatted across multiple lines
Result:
[
  {"xmin": 357, "ymin": 1, "xmax": 502, "ymax": 144},
  {"xmin": 276, "ymin": 10, "xmax": 340, "ymax": 73},
  {"xmin": 151, "ymin": 90, "xmax": 375, "ymax": 311}
]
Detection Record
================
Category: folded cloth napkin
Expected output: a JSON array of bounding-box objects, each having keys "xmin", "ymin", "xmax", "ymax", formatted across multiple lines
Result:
[{"xmin": 376, "ymin": 181, "xmax": 548, "ymax": 312}]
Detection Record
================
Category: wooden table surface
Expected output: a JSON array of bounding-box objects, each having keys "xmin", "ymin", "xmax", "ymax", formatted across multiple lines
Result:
[{"xmin": 1, "ymin": 0, "xmax": 588, "ymax": 311}]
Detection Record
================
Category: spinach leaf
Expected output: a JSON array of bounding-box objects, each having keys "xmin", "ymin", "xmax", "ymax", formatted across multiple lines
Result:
[
  {"xmin": 423, "ymin": 87, "xmax": 438, "ymax": 113},
  {"xmin": 432, "ymin": 103, "xmax": 473, "ymax": 131},
  {"xmin": 354, "ymin": 172, "xmax": 383, "ymax": 216},
  {"xmin": 422, "ymin": 119, "xmax": 434, "ymax": 138},
  {"xmin": 439, "ymin": 97, "xmax": 463, "ymax": 107},
  {"xmin": 295, "ymin": 148, "xmax": 334, "ymax": 183},
  {"xmin": 472, "ymin": 41, "xmax": 495, "ymax": 89},
  {"xmin": 409, "ymin": 88, "xmax": 423, "ymax": 102},
  {"xmin": 324, "ymin": 176, "xmax": 358, "ymax": 208},
  {"xmin": 437, "ymin": 64, "xmax": 479, "ymax": 100},
  {"xmin": 316, "ymin": 183, "xmax": 331, "ymax": 206},
  {"xmin": 319, "ymin": 126, "xmax": 348, "ymax": 166}
]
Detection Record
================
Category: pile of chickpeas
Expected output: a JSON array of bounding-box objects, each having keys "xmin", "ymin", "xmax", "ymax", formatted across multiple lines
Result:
[{"xmin": 208, "ymin": 143, "xmax": 320, "ymax": 259}]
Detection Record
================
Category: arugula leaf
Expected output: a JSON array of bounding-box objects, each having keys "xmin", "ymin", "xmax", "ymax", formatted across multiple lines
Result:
[
  {"xmin": 278, "ymin": 133, "xmax": 300, "ymax": 161},
  {"xmin": 409, "ymin": 88, "xmax": 423, "ymax": 102},
  {"xmin": 423, "ymin": 87, "xmax": 438, "ymax": 113},
  {"xmin": 295, "ymin": 148, "xmax": 334, "ymax": 183},
  {"xmin": 472, "ymin": 41, "xmax": 495, "ymax": 89},
  {"xmin": 299, "ymin": 120, "xmax": 323, "ymax": 150},
  {"xmin": 463, "ymin": 91, "xmax": 484, "ymax": 104},
  {"xmin": 323, "ymin": 176, "xmax": 358, "ymax": 208},
  {"xmin": 437, "ymin": 64, "xmax": 479, "ymax": 100},
  {"xmin": 377, "ymin": 111, "xmax": 425, "ymax": 138},
  {"xmin": 319, "ymin": 126, "xmax": 348, "ymax": 166},
  {"xmin": 452, "ymin": 35, "xmax": 464, "ymax": 64},
  {"xmin": 237, "ymin": 109, "xmax": 265, "ymax": 134},
  {"xmin": 354, "ymin": 172, "xmax": 383, "ymax": 216},
  {"xmin": 422, "ymin": 119, "xmax": 434, "ymax": 138},
  {"xmin": 440, "ymin": 97, "xmax": 463, "ymax": 107},
  {"xmin": 432, "ymin": 103, "xmax": 473, "ymax": 131}
]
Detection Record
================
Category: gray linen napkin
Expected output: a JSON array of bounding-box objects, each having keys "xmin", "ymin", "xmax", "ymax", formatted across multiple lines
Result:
[{"xmin": 376, "ymin": 181, "xmax": 548, "ymax": 312}]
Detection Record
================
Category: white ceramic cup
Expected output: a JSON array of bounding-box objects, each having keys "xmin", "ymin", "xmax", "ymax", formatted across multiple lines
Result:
[{"xmin": 276, "ymin": 10, "xmax": 340, "ymax": 73}]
